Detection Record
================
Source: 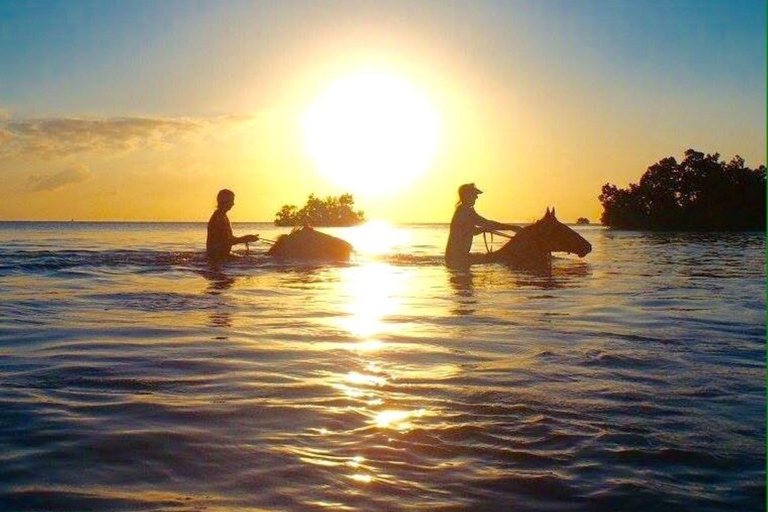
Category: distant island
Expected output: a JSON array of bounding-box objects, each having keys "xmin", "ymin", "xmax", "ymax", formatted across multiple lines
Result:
[
  {"xmin": 599, "ymin": 149, "xmax": 766, "ymax": 231},
  {"xmin": 576, "ymin": 217, "xmax": 590, "ymax": 225},
  {"xmin": 274, "ymin": 193, "xmax": 365, "ymax": 227}
]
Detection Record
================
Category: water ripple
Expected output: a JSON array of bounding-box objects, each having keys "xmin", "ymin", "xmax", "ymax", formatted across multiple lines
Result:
[{"xmin": 0, "ymin": 224, "xmax": 763, "ymax": 511}]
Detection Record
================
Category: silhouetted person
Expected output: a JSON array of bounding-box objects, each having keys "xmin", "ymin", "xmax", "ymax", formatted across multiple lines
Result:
[
  {"xmin": 206, "ymin": 189, "xmax": 259, "ymax": 262},
  {"xmin": 445, "ymin": 183, "xmax": 521, "ymax": 269}
]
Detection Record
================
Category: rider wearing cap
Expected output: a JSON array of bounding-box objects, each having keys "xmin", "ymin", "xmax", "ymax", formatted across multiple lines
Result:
[{"xmin": 445, "ymin": 183, "xmax": 521, "ymax": 269}]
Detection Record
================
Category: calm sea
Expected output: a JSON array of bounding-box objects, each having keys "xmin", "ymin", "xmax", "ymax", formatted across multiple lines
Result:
[{"xmin": 0, "ymin": 222, "xmax": 764, "ymax": 512}]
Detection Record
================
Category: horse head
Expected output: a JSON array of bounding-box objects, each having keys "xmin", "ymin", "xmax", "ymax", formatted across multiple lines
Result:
[{"xmin": 531, "ymin": 207, "xmax": 592, "ymax": 257}]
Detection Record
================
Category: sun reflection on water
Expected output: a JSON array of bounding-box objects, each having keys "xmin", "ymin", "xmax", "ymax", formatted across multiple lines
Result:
[
  {"xmin": 351, "ymin": 339, "xmax": 384, "ymax": 353},
  {"xmin": 313, "ymin": 228, "xmax": 437, "ymax": 490},
  {"xmin": 345, "ymin": 371, "xmax": 387, "ymax": 387},
  {"xmin": 346, "ymin": 455, "xmax": 365, "ymax": 468},
  {"xmin": 374, "ymin": 409, "xmax": 427, "ymax": 431},
  {"xmin": 348, "ymin": 473, "xmax": 373, "ymax": 484},
  {"xmin": 343, "ymin": 220, "xmax": 412, "ymax": 256},
  {"xmin": 338, "ymin": 262, "xmax": 409, "ymax": 339}
]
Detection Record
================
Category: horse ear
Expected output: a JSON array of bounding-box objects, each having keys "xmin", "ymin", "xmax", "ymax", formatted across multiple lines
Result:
[
  {"xmin": 552, "ymin": 207, "xmax": 556, "ymax": 217},
  {"xmin": 545, "ymin": 207, "xmax": 550, "ymax": 216}
]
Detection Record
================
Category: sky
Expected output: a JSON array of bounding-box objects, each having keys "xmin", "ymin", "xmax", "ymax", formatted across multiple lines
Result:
[{"xmin": 0, "ymin": 0, "xmax": 765, "ymax": 222}]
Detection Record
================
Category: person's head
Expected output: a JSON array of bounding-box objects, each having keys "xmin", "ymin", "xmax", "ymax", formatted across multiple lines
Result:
[
  {"xmin": 216, "ymin": 189, "xmax": 235, "ymax": 211},
  {"xmin": 457, "ymin": 183, "xmax": 483, "ymax": 207}
]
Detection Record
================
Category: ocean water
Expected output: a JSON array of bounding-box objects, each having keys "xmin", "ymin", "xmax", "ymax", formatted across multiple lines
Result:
[{"xmin": 0, "ymin": 221, "xmax": 764, "ymax": 512}]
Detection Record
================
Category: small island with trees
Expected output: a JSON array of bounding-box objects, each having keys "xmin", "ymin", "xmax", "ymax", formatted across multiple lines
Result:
[
  {"xmin": 576, "ymin": 217, "xmax": 590, "ymax": 225},
  {"xmin": 599, "ymin": 149, "xmax": 766, "ymax": 231},
  {"xmin": 275, "ymin": 193, "xmax": 366, "ymax": 227}
]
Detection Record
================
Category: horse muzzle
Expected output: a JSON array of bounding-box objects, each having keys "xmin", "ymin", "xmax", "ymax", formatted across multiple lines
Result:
[{"xmin": 576, "ymin": 241, "xmax": 592, "ymax": 258}]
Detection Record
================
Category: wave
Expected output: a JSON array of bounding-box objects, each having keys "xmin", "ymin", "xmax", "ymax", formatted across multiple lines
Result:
[{"xmin": 0, "ymin": 249, "xmax": 449, "ymax": 275}]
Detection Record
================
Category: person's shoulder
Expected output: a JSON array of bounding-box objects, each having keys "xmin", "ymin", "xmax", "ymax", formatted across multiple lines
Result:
[
  {"xmin": 452, "ymin": 204, "xmax": 475, "ymax": 224},
  {"xmin": 208, "ymin": 209, "xmax": 227, "ymax": 225}
]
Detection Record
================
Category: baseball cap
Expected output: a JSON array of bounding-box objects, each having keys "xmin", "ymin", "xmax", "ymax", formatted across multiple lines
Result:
[{"xmin": 458, "ymin": 183, "xmax": 483, "ymax": 198}]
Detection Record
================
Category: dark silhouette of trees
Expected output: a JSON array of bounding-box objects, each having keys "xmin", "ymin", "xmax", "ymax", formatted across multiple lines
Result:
[
  {"xmin": 576, "ymin": 217, "xmax": 590, "ymax": 225},
  {"xmin": 599, "ymin": 149, "xmax": 766, "ymax": 230},
  {"xmin": 274, "ymin": 193, "xmax": 365, "ymax": 227}
]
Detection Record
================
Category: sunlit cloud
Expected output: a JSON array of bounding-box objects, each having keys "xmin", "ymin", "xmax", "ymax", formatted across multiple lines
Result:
[
  {"xmin": 0, "ymin": 127, "xmax": 13, "ymax": 144},
  {"xmin": 0, "ymin": 115, "xmax": 258, "ymax": 159},
  {"xmin": 28, "ymin": 165, "xmax": 92, "ymax": 192}
]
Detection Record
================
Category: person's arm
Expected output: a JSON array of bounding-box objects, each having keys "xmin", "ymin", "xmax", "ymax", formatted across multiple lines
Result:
[
  {"xmin": 224, "ymin": 216, "xmax": 258, "ymax": 245},
  {"xmin": 496, "ymin": 222, "xmax": 522, "ymax": 232},
  {"xmin": 233, "ymin": 234, "xmax": 259, "ymax": 244},
  {"xmin": 471, "ymin": 210, "xmax": 522, "ymax": 233}
]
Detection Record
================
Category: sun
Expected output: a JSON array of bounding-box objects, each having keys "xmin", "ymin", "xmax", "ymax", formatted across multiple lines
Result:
[{"xmin": 302, "ymin": 72, "xmax": 440, "ymax": 196}]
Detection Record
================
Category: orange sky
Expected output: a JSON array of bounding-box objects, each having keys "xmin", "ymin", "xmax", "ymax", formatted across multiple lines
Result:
[{"xmin": 0, "ymin": 1, "xmax": 764, "ymax": 223}]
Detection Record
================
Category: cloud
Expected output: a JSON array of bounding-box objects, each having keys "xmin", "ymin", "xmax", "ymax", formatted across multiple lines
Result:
[
  {"xmin": 0, "ymin": 127, "xmax": 13, "ymax": 144},
  {"xmin": 29, "ymin": 166, "xmax": 92, "ymax": 192},
  {"xmin": 0, "ymin": 115, "xmax": 254, "ymax": 159}
]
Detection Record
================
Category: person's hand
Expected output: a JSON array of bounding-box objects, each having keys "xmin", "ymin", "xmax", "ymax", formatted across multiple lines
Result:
[{"xmin": 245, "ymin": 234, "xmax": 259, "ymax": 243}]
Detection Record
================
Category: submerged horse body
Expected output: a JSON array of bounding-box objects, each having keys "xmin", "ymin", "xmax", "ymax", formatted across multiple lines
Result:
[
  {"xmin": 477, "ymin": 208, "xmax": 592, "ymax": 271},
  {"xmin": 266, "ymin": 225, "xmax": 353, "ymax": 262}
]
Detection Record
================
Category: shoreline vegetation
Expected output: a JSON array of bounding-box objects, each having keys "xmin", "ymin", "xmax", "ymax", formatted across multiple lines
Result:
[
  {"xmin": 274, "ymin": 193, "xmax": 366, "ymax": 227},
  {"xmin": 599, "ymin": 149, "xmax": 766, "ymax": 231}
]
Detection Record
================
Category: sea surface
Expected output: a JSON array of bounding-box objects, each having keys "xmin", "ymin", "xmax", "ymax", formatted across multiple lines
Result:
[{"xmin": 0, "ymin": 221, "xmax": 764, "ymax": 512}]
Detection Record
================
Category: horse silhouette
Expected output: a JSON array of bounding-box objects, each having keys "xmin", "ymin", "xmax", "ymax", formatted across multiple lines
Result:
[
  {"xmin": 266, "ymin": 225, "xmax": 352, "ymax": 261},
  {"xmin": 482, "ymin": 208, "xmax": 592, "ymax": 272}
]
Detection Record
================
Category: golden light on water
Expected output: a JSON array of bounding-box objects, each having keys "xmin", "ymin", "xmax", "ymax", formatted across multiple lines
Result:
[
  {"xmin": 343, "ymin": 220, "xmax": 412, "ymax": 256},
  {"xmin": 333, "ymin": 383, "xmax": 366, "ymax": 399},
  {"xmin": 374, "ymin": 409, "xmax": 427, "ymax": 431},
  {"xmin": 337, "ymin": 261, "xmax": 409, "ymax": 339},
  {"xmin": 319, "ymin": 227, "xmax": 433, "ymax": 484},
  {"xmin": 345, "ymin": 371, "xmax": 387, "ymax": 387},
  {"xmin": 346, "ymin": 455, "xmax": 365, "ymax": 468},
  {"xmin": 349, "ymin": 473, "xmax": 373, "ymax": 484},
  {"xmin": 351, "ymin": 339, "xmax": 384, "ymax": 353},
  {"xmin": 302, "ymin": 72, "xmax": 440, "ymax": 197}
]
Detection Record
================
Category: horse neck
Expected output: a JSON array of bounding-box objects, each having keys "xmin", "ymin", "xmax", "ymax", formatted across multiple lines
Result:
[
  {"xmin": 515, "ymin": 224, "xmax": 553, "ymax": 253},
  {"xmin": 501, "ymin": 223, "xmax": 551, "ymax": 254},
  {"xmin": 515, "ymin": 223, "xmax": 545, "ymax": 245}
]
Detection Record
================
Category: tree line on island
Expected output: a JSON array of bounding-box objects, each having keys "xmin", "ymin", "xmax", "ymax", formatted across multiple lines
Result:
[
  {"xmin": 275, "ymin": 193, "xmax": 365, "ymax": 226},
  {"xmin": 274, "ymin": 148, "xmax": 765, "ymax": 231},
  {"xmin": 600, "ymin": 149, "xmax": 766, "ymax": 231}
]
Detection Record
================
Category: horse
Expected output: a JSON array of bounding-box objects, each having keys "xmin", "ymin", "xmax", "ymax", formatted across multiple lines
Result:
[
  {"xmin": 478, "ymin": 208, "xmax": 592, "ymax": 272},
  {"xmin": 266, "ymin": 225, "xmax": 353, "ymax": 262}
]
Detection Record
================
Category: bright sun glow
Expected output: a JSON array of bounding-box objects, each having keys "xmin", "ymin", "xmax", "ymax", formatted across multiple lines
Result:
[
  {"xmin": 343, "ymin": 220, "xmax": 411, "ymax": 255},
  {"xmin": 303, "ymin": 72, "xmax": 440, "ymax": 196}
]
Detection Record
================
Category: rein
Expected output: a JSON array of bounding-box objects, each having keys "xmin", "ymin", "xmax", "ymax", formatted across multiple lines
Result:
[
  {"xmin": 245, "ymin": 236, "xmax": 277, "ymax": 256},
  {"xmin": 483, "ymin": 230, "xmax": 515, "ymax": 253}
]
